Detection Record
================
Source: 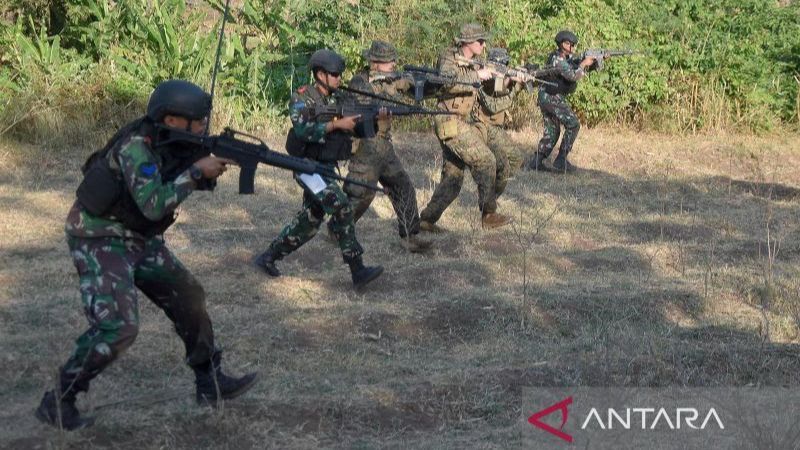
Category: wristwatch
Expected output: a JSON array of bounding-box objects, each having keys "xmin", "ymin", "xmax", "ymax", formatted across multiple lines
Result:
[{"xmin": 189, "ymin": 165, "xmax": 203, "ymax": 182}]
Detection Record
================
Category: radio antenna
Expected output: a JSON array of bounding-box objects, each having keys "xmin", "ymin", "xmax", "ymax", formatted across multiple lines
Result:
[{"xmin": 205, "ymin": 0, "xmax": 231, "ymax": 136}]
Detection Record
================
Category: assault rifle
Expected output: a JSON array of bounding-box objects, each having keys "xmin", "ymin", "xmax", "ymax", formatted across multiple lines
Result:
[
  {"xmin": 308, "ymin": 83, "xmax": 458, "ymax": 139},
  {"xmin": 580, "ymin": 49, "xmax": 638, "ymax": 71},
  {"xmin": 155, "ymin": 127, "xmax": 382, "ymax": 194},
  {"xmin": 304, "ymin": 103, "xmax": 457, "ymax": 138},
  {"xmin": 400, "ymin": 65, "xmax": 481, "ymax": 102},
  {"xmin": 455, "ymin": 55, "xmax": 559, "ymax": 91}
]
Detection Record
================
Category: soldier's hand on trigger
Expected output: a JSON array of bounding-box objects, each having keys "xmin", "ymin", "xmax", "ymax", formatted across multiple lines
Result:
[
  {"xmin": 330, "ymin": 115, "xmax": 361, "ymax": 132},
  {"xmin": 580, "ymin": 56, "xmax": 596, "ymax": 69},
  {"xmin": 376, "ymin": 107, "xmax": 391, "ymax": 121},
  {"xmin": 477, "ymin": 68, "xmax": 494, "ymax": 81},
  {"xmin": 195, "ymin": 156, "xmax": 235, "ymax": 179}
]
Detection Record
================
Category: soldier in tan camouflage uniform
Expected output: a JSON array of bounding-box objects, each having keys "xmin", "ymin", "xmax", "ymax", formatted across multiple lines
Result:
[
  {"xmin": 338, "ymin": 40, "xmax": 432, "ymax": 253},
  {"xmin": 474, "ymin": 47, "xmax": 525, "ymax": 198},
  {"xmin": 419, "ymin": 24, "xmax": 518, "ymax": 231}
]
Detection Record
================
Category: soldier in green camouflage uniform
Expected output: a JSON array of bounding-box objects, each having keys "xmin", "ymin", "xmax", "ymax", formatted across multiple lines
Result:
[
  {"xmin": 36, "ymin": 80, "xmax": 258, "ymax": 431},
  {"xmin": 338, "ymin": 40, "xmax": 432, "ymax": 253},
  {"xmin": 254, "ymin": 49, "xmax": 384, "ymax": 288},
  {"xmin": 526, "ymin": 30, "xmax": 595, "ymax": 173},
  {"xmin": 419, "ymin": 24, "xmax": 517, "ymax": 231}
]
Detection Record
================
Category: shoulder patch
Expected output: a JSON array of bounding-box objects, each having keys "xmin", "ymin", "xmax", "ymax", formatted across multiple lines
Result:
[
  {"xmin": 298, "ymin": 86, "xmax": 308, "ymax": 94},
  {"xmin": 138, "ymin": 162, "xmax": 158, "ymax": 178}
]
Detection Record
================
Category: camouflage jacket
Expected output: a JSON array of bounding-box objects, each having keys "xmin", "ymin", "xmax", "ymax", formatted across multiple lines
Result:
[
  {"xmin": 436, "ymin": 47, "xmax": 482, "ymax": 117},
  {"xmin": 289, "ymin": 83, "xmax": 343, "ymax": 144},
  {"xmin": 349, "ymin": 69, "xmax": 415, "ymax": 138},
  {"xmin": 65, "ymin": 134, "xmax": 195, "ymax": 239}
]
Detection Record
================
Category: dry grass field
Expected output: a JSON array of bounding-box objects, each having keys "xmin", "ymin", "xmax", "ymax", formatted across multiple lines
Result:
[{"xmin": 1, "ymin": 128, "xmax": 799, "ymax": 448}]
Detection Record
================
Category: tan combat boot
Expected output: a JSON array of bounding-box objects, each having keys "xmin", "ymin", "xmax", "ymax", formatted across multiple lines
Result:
[
  {"xmin": 481, "ymin": 212, "xmax": 513, "ymax": 229},
  {"xmin": 419, "ymin": 220, "xmax": 447, "ymax": 233},
  {"xmin": 400, "ymin": 235, "xmax": 433, "ymax": 253}
]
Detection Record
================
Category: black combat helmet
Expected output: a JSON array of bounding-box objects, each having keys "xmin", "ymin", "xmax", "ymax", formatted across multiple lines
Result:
[
  {"xmin": 309, "ymin": 49, "xmax": 346, "ymax": 74},
  {"xmin": 146, "ymin": 80, "xmax": 212, "ymax": 122},
  {"xmin": 555, "ymin": 30, "xmax": 579, "ymax": 46},
  {"xmin": 488, "ymin": 47, "xmax": 510, "ymax": 66}
]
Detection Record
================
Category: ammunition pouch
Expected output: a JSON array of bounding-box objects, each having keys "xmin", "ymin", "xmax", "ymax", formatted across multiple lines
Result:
[
  {"xmin": 434, "ymin": 116, "xmax": 459, "ymax": 141},
  {"xmin": 441, "ymin": 95, "xmax": 475, "ymax": 116}
]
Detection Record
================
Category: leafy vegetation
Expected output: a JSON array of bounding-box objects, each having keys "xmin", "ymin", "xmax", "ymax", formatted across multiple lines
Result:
[{"xmin": 1, "ymin": 0, "xmax": 798, "ymax": 143}]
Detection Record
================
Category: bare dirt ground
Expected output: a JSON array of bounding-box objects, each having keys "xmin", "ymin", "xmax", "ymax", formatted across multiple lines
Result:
[{"xmin": 1, "ymin": 128, "xmax": 799, "ymax": 448}]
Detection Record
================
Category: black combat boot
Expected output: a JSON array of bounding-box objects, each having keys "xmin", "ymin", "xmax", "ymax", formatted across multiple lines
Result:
[
  {"xmin": 253, "ymin": 249, "xmax": 281, "ymax": 277},
  {"xmin": 525, "ymin": 153, "xmax": 552, "ymax": 172},
  {"xmin": 35, "ymin": 378, "xmax": 95, "ymax": 430},
  {"xmin": 346, "ymin": 256, "xmax": 384, "ymax": 289},
  {"xmin": 552, "ymin": 150, "xmax": 577, "ymax": 173},
  {"xmin": 193, "ymin": 351, "xmax": 259, "ymax": 406}
]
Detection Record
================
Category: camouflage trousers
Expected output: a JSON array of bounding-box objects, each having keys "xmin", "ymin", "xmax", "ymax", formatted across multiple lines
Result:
[
  {"xmin": 342, "ymin": 136, "xmax": 421, "ymax": 238},
  {"xmin": 536, "ymin": 92, "xmax": 581, "ymax": 160},
  {"xmin": 268, "ymin": 175, "xmax": 364, "ymax": 261},
  {"xmin": 420, "ymin": 120, "xmax": 522, "ymax": 224},
  {"xmin": 60, "ymin": 235, "xmax": 216, "ymax": 393}
]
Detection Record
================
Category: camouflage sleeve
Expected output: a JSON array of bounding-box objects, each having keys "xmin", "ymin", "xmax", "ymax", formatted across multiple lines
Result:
[
  {"xmin": 554, "ymin": 57, "xmax": 585, "ymax": 82},
  {"xmin": 348, "ymin": 74, "xmax": 377, "ymax": 102},
  {"xmin": 438, "ymin": 52, "xmax": 479, "ymax": 94},
  {"xmin": 115, "ymin": 137, "xmax": 194, "ymax": 221},
  {"xmin": 289, "ymin": 92, "xmax": 327, "ymax": 144}
]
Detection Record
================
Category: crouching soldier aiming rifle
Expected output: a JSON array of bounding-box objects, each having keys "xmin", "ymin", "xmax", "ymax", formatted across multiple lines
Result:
[
  {"xmin": 336, "ymin": 40, "xmax": 446, "ymax": 253},
  {"xmin": 472, "ymin": 47, "xmax": 527, "ymax": 192},
  {"xmin": 419, "ymin": 23, "xmax": 518, "ymax": 232},
  {"xmin": 253, "ymin": 49, "xmax": 385, "ymax": 289},
  {"xmin": 526, "ymin": 30, "xmax": 597, "ymax": 173},
  {"xmin": 36, "ymin": 80, "xmax": 258, "ymax": 430}
]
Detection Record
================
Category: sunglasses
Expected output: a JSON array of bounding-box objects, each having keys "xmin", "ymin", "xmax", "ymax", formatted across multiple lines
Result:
[
  {"xmin": 326, "ymin": 71, "xmax": 341, "ymax": 78},
  {"xmin": 477, "ymin": 39, "xmax": 486, "ymax": 45}
]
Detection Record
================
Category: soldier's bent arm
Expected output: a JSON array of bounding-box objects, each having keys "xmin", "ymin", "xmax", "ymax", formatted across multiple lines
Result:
[
  {"xmin": 115, "ymin": 137, "xmax": 195, "ymax": 221},
  {"xmin": 554, "ymin": 57, "xmax": 585, "ymax": 82},
  {"xmin": 289, "ymin": 93, "xmax": 328, "ymax": 143},
  {"xmin": 438, "ymin": 53, "xmax": 479, "ymax": 95}
]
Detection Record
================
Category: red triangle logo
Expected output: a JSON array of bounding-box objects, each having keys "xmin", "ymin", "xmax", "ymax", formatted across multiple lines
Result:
[{"xmin": 528, "ymin": 396, "xmax": 574, "ymax": 443}]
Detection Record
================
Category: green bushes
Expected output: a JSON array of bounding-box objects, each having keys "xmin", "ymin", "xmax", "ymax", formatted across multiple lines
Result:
[{"xmin": 1, "ymin": 0, "xmax": 798, "ymax": 144}]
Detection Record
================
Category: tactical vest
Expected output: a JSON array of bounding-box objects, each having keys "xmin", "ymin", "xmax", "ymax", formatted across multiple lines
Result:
[
  {"xmin": 285, "ymin": 85, "xmax": 353, "ymax": 163},
  {"xmin": 437, "ymin": 48, "xmax": 479, "ymax": 116},
  {"xmin": 543, "ymin": 51, "xmax": 578, "ymax": 96},
  {"xmin": 286, "ymin": 128, "xmax": 353, "ymax": 163},
  {"xmin": 475, "ymin": 84, "xmax": 514, "ymax": 126},
  {"xmin": 75, "ymin": 119, "xmax": 191, "ymax": 238}
]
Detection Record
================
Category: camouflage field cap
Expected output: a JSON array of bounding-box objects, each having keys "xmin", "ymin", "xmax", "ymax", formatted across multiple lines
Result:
[
  {"xmin": 362, "ymin": 40, "xmax": 398, "ymax": 62},
  {"xmin": 456, "ymin": 23, "xmax": 491, "ymax": 43}
]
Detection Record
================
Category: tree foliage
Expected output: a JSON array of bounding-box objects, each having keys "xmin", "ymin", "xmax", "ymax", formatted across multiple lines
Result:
[{"xmin": 1, "ymin": 0, "xmax": 798, "ymax": 137}]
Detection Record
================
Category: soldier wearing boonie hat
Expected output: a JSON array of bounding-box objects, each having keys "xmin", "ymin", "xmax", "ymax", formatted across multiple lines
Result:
[{"xmin": 338, "ymin": 40, "xmax": 433, "ymax": 253}]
